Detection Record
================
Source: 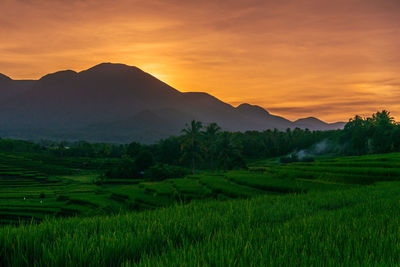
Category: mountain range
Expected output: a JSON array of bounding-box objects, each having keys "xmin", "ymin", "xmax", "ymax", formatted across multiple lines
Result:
[{"xmin": 0, "ymin": 63, "xmax": 345, "ymax": 143}]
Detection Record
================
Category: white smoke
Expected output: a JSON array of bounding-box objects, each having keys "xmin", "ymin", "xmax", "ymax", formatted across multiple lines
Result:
[{"xmin": 294, "ymin": 139, "xmax": 329, "ymax": 160}]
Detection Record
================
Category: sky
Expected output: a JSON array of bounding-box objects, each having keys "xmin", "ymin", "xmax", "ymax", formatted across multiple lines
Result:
[{"xmin": 1, "ymin": 0, "xmax": 399, "ymax": 122}]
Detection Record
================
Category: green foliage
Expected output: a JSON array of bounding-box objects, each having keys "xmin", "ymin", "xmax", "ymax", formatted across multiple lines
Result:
[
  {"xmin": 204, "ymin": 123, "xmax": 221, "ymax": 170},
  {"xmin": 135, "ymin": 150, "xmax": 154, "ymax": 171},
  {"xmin": 153, "ymin": 136, "xmax": 183, "ymax": 166},
  {"xmin": 0, "ymin": 139, "xmax": 43, "ymax": 152},
  {"xmin": 181, "ymin": 120, "xmax": 204, "ymax": 174},
  {"xmin": 216, "ymin": 132, "xmax": 246, "ymax": 170},
  {"xmin": 126, "ymin": 142, "xmax": 142, "ymax": 157},
  {"xmin": 343, "ymin": 110, "xmax": 400, "ymax": 154}
]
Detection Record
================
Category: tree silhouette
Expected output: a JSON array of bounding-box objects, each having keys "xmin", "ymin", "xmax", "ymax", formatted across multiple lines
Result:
[
  {"xmin": 181, "ymin": 120, "xmax": 203, "ymax": 174},
  {"xmin": 204, "ymin": 123, "xmax": 221, "ymax": 170},
  {"xmin": 343, "ymin": 110, "xmax": 398, "ymax": 154},
  {"xmin": 344, "ymin": 115, "xmax": 368, "ymax": 154},
  {"xmin": 217, "ymin": 132, "xmax": 241, "ymax": 171},
  {"xmin": 371, "ymin": 110, "xmax": 395, "ymax": 153}
]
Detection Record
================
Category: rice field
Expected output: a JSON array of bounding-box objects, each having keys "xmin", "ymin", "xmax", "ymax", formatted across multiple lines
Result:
[
  {"xmin": 1, "ymin": 182, "xmax": 400, "ymax": 266},
  {"xmin": 2, "ymin": 152, "xmax": 400, "ymax": 225},
  {"xmin": 1, "ymin": 152, "xmax": 400, "ymax": 265}
]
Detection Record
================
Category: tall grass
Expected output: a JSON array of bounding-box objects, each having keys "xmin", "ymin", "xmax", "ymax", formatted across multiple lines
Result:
[{"xmin": 1, "ymin": 182, "xmax": 400, "ymax": 266}]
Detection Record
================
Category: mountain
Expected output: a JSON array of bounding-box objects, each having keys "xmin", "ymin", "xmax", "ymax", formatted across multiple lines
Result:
[
  {"xmin": 0, "ymin": 73, "xmax": 35, "ymax": 101},
  {"xmin": 0, "ymin": 73, "xmax": 12, "ymax": 82},
  {"xmin": 294, "ymin": 117, "xmax": 346, "ymax": 131},
  {"xmin": 237, "ymin": 103, "xmax": 271, "ymax": 115},
  {"xmin": 236, "ymin": 103, "xmax": 293, "ymax": 130},
  {"xmin": 0, "ymin": 63, "xmax": 345, "ymax": 143}
]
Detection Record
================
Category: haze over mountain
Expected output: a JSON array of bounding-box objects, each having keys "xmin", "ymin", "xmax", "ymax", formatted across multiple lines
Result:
[{"xmin": 0, "ymin": 63, "xmax": 345, "ymax": 143}]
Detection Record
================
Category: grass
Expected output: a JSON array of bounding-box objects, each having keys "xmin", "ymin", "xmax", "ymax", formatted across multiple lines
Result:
[
  {"xmin": 1, "ymin": 182, "xmax": 400, "ymax": 266},
  {"xmin": 198, "ymin": 175, "xmax": 266, "ymax": 198},
  {"xmin": 141, "ymin": 181, "xmax": 175, "ymax": 196},
  {"xmin": 169, "ymin": 178, "xmax": 212, "ymax": 199},
  {"xmin": 2, "ymin": 151, "xmax": 400, "ymax": 265}
]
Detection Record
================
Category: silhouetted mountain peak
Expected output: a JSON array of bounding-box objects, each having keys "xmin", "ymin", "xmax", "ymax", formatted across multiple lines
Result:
[
  {"xmin": 39, "ymin": 70, "xmax": 78, "ymax": 82},
  {"xmin": 237, "ymin": 103, "xmax": 270, "ymax": 115},
  {"xmin": 293, "ymin": 117, "xmax": 346, "ymax": 131},
  {"xmin": 0, "ymin": 73, "xmax": 12, "ymax": 82},
  {"xmin": 80, "ymin": 63, "xmax": 143, "ymax": 76},
  {"xmin": 295, "ymin": 117, "xmax": 326, "ymax": 124},
  {"xmin": 77, "ymin": 63, "xmax": 175, "ymax": 94}
]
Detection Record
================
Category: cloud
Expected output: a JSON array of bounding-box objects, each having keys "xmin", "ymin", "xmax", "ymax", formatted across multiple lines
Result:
[{"xmin": 0, "ymin": 0, "xmax": 399, "ymax": 122}]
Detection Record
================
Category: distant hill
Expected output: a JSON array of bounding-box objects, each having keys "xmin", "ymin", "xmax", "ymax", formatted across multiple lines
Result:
[
  {"xmin": 0, "ymin": 63, "xmax": 345, "ymax": 143},
  {"xmin": 294, "ymin": 117, "xmax": 345, "ymax": 131}
]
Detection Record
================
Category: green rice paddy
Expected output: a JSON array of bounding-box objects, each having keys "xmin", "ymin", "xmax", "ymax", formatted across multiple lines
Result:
[{"xmin": 1, "ymin": 152, "xmax": 400, "ymax": 265}]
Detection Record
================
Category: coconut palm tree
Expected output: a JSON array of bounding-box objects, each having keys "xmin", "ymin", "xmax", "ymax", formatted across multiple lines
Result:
[
  {"xmin": 217, "ymin": 132, "xmax": 241, "ymax": 171},
  {"xmin": 181, "ymin": 120, "xmax": 203, "ymax": 174},
  {"xmin": 204, "ymin": 123, "xmax": 221, "ymax": 170}
]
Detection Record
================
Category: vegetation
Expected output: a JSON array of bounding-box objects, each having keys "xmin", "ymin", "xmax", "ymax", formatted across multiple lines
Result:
[
  {"xmin": 2, "ymin": 148, "xmax": 400, "ymax": 224},
  {"xmin": 1, "ymin": 110, "xmax": 400, "ymax": 265},
  {"xmin": 144, "ymin": 164, "xmax": 191, "ymax": 181},
  {"xmin": 342, "ymin": 110, "xmax": 400, "ymax": 154},
  {"xmin": 1, "ymin": 181, "xmax": 400, "ymax": 266}
]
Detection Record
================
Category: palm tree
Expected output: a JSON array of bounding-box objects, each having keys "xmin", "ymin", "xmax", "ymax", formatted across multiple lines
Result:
[
  {"xmin": 204, "ymin": 123, "xmax": 221, "ymax": 170},
  {"xmin": 217, "ymin": 132, "xmax": 240, "ymax": 171},
  {"xmin": 181, "ymin": 120, "xmax": 203, "ymax": 174}
]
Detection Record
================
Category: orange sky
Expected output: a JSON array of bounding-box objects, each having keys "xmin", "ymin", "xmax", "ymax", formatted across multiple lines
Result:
[{"xmin": 1, "ymin": 0, "xmax": 399, "ymax": 122}]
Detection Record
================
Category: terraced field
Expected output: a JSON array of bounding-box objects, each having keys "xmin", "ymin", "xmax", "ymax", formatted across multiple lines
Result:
[
  {"xmin": 2, "ymin": 152, "xmax": 400, "ymax": 225},
  {"xmin": 2, "ymin": 181, "xmax": 400, "ymax": 266}
]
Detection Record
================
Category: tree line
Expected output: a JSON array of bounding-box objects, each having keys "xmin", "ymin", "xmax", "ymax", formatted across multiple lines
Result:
[
  {"xmin": 0, "ymin": 110, "xmax": 398, "ymax": 179},
  {"xmin": 54, "ymin": 120, "xmax": 337, "ymax": 178},
  {"xmin": 341, "ymin": 110, "xmax": 400, "ymax": 155}
]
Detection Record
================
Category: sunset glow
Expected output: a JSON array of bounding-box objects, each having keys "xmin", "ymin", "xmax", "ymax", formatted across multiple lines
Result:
[{"xmin": 1, "ymin": 0, "xmax": 399, "ymax": 122}]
